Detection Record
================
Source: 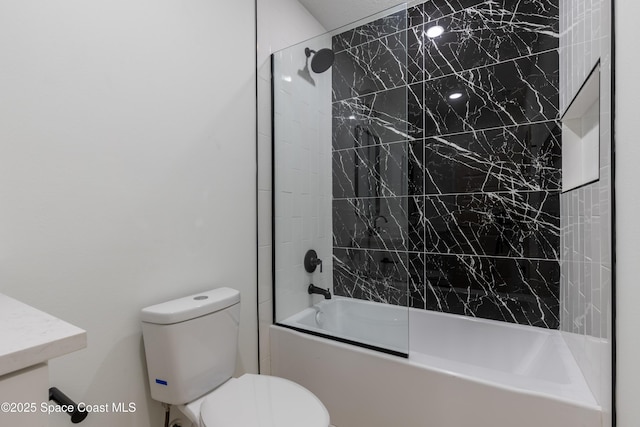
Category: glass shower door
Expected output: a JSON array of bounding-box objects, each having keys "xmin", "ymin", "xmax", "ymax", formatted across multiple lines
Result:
[{"xmin": 272, "ymin": 6, "xmax": 412, "ymax": 356}]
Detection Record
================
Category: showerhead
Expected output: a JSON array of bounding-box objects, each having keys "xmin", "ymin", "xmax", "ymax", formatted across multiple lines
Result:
[
  {"xmin": 305, "ymin": 47, "xmax": 335, "ymax": 73},
  {"xmin": 297, "ymin": 47, "xmax": 334, "ymax": 86}
]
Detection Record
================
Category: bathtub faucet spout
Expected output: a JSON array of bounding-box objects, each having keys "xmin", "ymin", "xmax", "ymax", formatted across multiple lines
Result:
[{"xmin": 308, "ymin": 284, "xmax": 331, "ymax": 299}]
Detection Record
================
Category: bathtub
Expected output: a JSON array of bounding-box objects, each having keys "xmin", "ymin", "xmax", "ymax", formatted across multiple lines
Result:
[
  {"xmin": 284, "ymin": 296, "xmax": 409, "ymax": 354},
  {"xmin": 270, "ymin": 297, "xmax": 601, "ymax": 427}
]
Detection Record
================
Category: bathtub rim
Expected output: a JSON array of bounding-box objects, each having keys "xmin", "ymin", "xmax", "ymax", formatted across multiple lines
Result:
[{"xmin": 274, "ymin": 322, "xmax": 409, "ymax": 358}]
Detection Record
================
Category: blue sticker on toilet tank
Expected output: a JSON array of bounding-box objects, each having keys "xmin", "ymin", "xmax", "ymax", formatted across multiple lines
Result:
[{"xmin": 155, "ymin": 379, "xmax": 168, "ymax": 386}]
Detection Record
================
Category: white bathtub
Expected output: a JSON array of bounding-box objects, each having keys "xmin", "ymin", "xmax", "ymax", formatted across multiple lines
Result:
[
  {"xmin": 284, "ymin": 297, "xmax": 409, "ymax": 353},
  {"xmin": 271, "ymin": 297, "xmax": 602, "ymax": 427}
]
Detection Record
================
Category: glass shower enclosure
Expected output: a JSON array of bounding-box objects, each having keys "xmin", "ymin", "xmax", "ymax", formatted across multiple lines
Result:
[{"xmin": 272, "ymin": 6, "xmax": 411, "ymax": 356}]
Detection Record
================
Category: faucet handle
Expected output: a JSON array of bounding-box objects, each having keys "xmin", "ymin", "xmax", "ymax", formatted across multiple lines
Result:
[{"xmin": 304, "ymin": 249, "xmax": 323, "ymax": 273}]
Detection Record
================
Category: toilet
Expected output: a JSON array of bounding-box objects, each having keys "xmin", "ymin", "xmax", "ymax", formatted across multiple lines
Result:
[{"xmin": 140, "ymin": 287, "xmax": 330, "ymax": 427}]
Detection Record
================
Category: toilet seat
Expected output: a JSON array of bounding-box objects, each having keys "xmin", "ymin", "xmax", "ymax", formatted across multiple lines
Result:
[{"xmin": 199, "ymin": 374, "xmax": 329, "ymax": 427}]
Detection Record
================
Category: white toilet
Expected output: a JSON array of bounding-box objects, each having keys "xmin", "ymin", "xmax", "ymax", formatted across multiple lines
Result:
[{"xmin": 140, "ymin": 287, "xmax": 330, "ymax": 427}]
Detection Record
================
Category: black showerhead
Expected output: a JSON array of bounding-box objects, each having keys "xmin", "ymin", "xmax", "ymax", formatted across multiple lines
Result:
[{"xmin": 305, "ymin": 47, "xmax": 335, "ymax": 73}]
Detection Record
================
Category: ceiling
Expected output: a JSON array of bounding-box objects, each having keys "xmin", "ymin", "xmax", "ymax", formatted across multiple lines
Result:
[{"xmin": 297, "ymin": 0, "xmax": 410, "ymax": 32}]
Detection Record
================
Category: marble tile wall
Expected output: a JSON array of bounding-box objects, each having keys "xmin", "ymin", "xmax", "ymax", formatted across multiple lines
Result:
[{"xmin": 331, "ymin": 0, "xmax": 561, "ymax": 327}]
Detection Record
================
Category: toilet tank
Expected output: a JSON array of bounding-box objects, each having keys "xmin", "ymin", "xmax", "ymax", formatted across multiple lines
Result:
[{"xmin": 140, "ymin": 287, "xmax": 241, "ymax": 405}]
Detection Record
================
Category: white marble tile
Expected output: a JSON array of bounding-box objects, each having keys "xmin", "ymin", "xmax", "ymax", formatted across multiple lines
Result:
[{"xmin": 292, "ymin": 217, "xmax": 304, "ymax": 257}]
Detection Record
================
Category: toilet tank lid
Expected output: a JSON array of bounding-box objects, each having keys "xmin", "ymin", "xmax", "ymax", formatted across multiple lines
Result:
[{"xmin": 140, "ymin": 287, "xmax": 240, "ymax": 325}]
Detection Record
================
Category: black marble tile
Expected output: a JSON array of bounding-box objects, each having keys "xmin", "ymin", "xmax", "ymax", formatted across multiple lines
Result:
[
  {"xmin": 333, "ymin": 197, "xmax": 410, "ymax": 251},
  {"xmin": 416, "ymin": 5, "xmax": 558, "ymax": 79},
  {"xmin": 422, "ymin": 51, "xmax": 559, "ymax": 136},
  {"xmin": 408, "ymin": 83, "xmax": 424, "ymax": 140},
  {"xmin": 424, "ymin": 254, "xmax": 560, "ymax": 328},
  {"xmin": 332, "ymin": 142, "xmax": 409, "ymax": 199},
  {"xmin": 408, "ymin": 25, "xmax": 424, "ymax": 83},
  {"xmin": 333, "ymin": 248, "xmax": 409, "ymax": 306},
  {"xmin": 331, "ymin": 196, "xmax": 424, "ymax": 252},
  {"xmin": 423, "ymin": 191, "xmax": 560, "ymax": 259},
  {"xmin": 483, "ymin": 0, "xmax": 560, "ymax": 29},
  {"xmin": 408, "ymin": 4, "xmax": 425, "ymax": 29},
  {"xmin": 333, "ymin": 87, "xmax": 411, "ymax": 149},
  {"xmin": 410, "ymin": 0, "xmax": 558, "ymax": 29},
  {"xmin": 408, "ymin": 196, "xmax": 425, "ymax": 251},
  {"xmin": 409, "ymin": 0, "xmax": 485, "ymax": 27},
  {"xmin": 426, "ymin": 286, "xmax": 560, "ymax": 328},
  {"xmin": 328, "ymin": 0, "xmax": 561, "ymax": 329},
  {"xmin": 409, "ymin": 253, "xmax": 426, "ymax": 309},
  {"xmin": 332, "ymin": 31, "xmax": 408, "ymax": 102},
  {"xmin": 408, "ymin": 140, "xmax": 424, "ymax": 195},
  {"xmin": 333, "ymin": 10, "xmax": 407, "ymax": 53},
  {"xmin": 424, "ymin": 122, "xmax": 562, "ymax": 194}
]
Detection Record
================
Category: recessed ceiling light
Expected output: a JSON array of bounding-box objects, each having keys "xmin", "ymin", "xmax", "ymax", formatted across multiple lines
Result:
[
  {"xmin": 448, "ymin": 92, "xmax": 463, "ymax": 100},
  {"xmin": 281, "ymin": 75, "xmax": 292, "ymax": 82},
  {"xmin": 426, "ymin": 25, "xmax": 445, "ymax": 38}
]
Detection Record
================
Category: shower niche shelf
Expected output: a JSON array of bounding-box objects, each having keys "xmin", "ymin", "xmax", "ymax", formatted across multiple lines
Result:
[{"xmin": 562, "ymin": 64, "xmax": 600, "ymax": 192}]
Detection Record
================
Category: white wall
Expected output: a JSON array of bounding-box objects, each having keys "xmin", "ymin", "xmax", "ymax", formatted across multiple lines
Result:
[
  {"xmin": 0, "ymin": 0, "xmax": 257, "ymax": 426},
  {"xmin": 615, "ymin": 2, "xmax": 640, "ymax": 426},
  {"xmin": 256, "ymin": 0, "xmax": 327, "ymax": 374},
  {"xmin": 558, "ymin": 0, "xmax": 612, "ymax": 422}
]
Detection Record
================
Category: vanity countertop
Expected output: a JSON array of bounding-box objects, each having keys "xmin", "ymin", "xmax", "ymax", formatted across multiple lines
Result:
[{"xmin": 0, "ymin": 293, "xmax": 87, "ymax": 376}]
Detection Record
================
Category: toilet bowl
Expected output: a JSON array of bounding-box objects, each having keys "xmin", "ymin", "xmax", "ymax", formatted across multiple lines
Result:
[
  {"xmin": 181, "ymin": 374, "xmax": 329, "ymax": 427},
  {"xmin": 140, "ymin": 287, "xmax": 329, "ymax": 427}
]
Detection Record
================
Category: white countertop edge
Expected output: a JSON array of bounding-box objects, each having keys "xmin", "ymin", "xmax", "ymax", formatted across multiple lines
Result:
[{"xmin": 0, "ymin": 294, "xmax": 87, "ymax": 377}]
